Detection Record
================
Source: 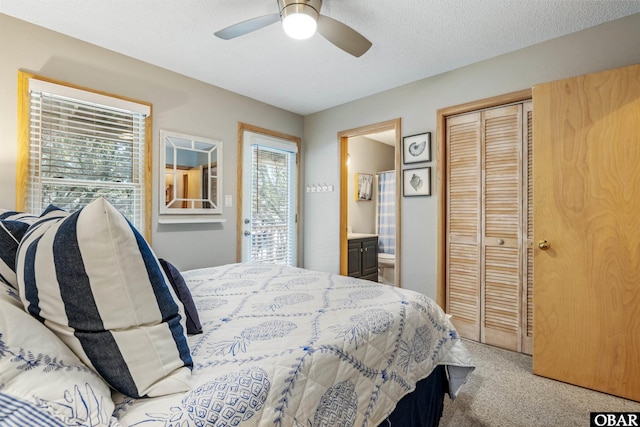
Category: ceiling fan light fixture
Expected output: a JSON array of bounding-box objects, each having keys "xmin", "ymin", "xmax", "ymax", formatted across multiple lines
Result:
[
  {"xmin": 215, "ymin": 0, "xmax": 371, "ymax": 57},
  {"xmin": 280, "ymin": 2, "xmax": 319, "ymax": 40}
]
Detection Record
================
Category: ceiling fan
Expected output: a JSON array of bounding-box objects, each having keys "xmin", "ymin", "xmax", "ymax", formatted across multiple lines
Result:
[{"xmin": 214, "ymin": 0, "xmax": 372, "ymax": 57}]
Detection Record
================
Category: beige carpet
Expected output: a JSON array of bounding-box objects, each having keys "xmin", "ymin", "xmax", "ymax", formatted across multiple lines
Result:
[{"xmin": 440, "ymin": 339, "xmax": 640, "ymax": 427}]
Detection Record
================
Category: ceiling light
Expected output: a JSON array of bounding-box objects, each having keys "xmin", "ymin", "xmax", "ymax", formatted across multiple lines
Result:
[{"xmin": 281, "ymin": 2, "xmax": 319, "ymax": 40}]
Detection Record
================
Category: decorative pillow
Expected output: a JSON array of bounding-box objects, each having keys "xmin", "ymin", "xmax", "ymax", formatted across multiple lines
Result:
[
  {"xmin": 0, "ymin": 209, "xmax": 39, "ymax": 222},
  {"xmin": 0, "ymin": 210, "xmax": 38, "ymax": 288},
  {"xmin": 0, "ymin": 280, "xmax": 22, "ymax": 309},
  {"xmin": 0, "ymin": 393, "xmax": 68, "ymax": 427},
  {"xmin": 4, "ymin": 207, "xmax": 69, "ymax": 290},
  {"xmin": 0, "ymin": 221, "xmax": 30, "ymax": 288},
  {"xmin": 159, "ymin": 259, "xmax": 203, "ymax": 335},
  {"xmin": 0, "ymin": 297, "xmax": 114, "ymax": 426},
  {"xmin": 16, "ymin": 197, "xmax": 192, "ymax": 398}
]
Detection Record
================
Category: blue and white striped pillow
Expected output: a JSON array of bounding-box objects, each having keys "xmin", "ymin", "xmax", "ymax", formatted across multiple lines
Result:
[
  {"xmin": 0, "ymin": 209, "xmax": 38, "ymax": 288},
  {"xmin": 0, "ymin": 220, "xmax": 30, "ymax": 288},
  {"xmin": 16, "ymin": 197, "xmax": 192, "ymax": 398},
  {"xmin": 0, "ymin": 209, "xmax": 39, "ymax": 222}
]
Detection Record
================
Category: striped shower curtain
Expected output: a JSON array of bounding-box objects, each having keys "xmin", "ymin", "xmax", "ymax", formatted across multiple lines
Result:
[{"xmin": 377, "ymin": 171, "xmax": 395, "ymax": 255}]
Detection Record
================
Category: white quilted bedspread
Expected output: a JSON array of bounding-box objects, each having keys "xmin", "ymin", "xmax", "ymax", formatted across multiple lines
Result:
[{"xmin": 112, "ymin": 263, "xmax": 474, "ymax": 426}]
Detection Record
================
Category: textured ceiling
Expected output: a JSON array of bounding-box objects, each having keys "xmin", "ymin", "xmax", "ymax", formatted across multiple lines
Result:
[{"xmin": 2, "ymin": 1, "xmax": 640, "ymax": 115}]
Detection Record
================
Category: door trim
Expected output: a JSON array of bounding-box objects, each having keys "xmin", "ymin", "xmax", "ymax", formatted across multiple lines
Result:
[
  {"xmin": 436, "ymin": 89, "xmax": 532, "ymax": 308},
  {"xmin": 236, "ymin": 122, "xmax": 301, "ymax": 264},
  {"xmin": 338, "ymin": 118, "xmax": 402, "ymax": 287}
]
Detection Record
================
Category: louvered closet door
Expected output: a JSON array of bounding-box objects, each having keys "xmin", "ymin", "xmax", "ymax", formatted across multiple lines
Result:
[
  {"xmin": 521, "ymin": 101, "xmax": 533, "ymax": 355},
  {"xmin": 481, "ymin": 105, "xmax": 523, "ymax": 351},
  {"xmin": 446, "ymin": 112, "xmax": 481, "ymax": 341}
]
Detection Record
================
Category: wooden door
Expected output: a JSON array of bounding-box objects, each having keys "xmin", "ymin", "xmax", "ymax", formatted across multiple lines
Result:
[
  {"xmin": 446, "ymin": 112, "xmax": 482, "ymax": 342},
  {"xmin": 447, "ymin": 105, "xmax": 529, "ymax": 351},
  {"xmin": 532, "ymin": 64, "xmax": 640, "ymax": 401},
  {"xmin": 481, "ymin": 105, "xmax": 523, "ymax": 351}
]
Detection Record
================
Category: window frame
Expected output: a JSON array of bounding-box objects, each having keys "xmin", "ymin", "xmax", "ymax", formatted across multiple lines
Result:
[{"xmin": 16, "ymin": 71, "xmax": 153, "ymax": 241}]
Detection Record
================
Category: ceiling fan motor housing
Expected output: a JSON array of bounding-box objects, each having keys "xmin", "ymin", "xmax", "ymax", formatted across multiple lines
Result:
[{"xmin": 278, "ymin": 0, "xmax": 322, "ymax": 22}]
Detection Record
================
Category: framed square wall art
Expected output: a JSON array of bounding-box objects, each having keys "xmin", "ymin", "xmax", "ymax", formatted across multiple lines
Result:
[
  {"xmin": 403, "ymin": 132, "xmax": 431, "ymax": 164},
  {"xmin": 403, "ymin": 167, "xmax": 431, "ymax": 197}
]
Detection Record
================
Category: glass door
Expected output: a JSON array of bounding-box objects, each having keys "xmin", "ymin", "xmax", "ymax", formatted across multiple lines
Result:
[{"xmin": 241, "ymin": 130, "xmax": 298, "ymax": 265}]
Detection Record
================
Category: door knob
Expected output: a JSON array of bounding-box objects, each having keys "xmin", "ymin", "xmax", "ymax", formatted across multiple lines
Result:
[
  {"xmin": 244, "ymin": 231, "xmax": 251, "ymax": 237},
  {"xmin": 537, "ymin": 240, "xmax": 550, "ymax": 250}
]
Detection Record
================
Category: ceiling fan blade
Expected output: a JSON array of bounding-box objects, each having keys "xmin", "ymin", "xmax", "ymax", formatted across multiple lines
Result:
[
  {"xmin": 317, "ymin": 15, "xmax": 372, "ymax": 57},
  {"xmin": 214, "ymin": 13, "xmax": 280, "ymax": 40}
]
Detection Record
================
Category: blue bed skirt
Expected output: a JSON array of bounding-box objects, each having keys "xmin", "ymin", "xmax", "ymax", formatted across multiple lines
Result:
[{"xmin": 379, "ymin": 365, "xmax": 448, "ymax": 426}]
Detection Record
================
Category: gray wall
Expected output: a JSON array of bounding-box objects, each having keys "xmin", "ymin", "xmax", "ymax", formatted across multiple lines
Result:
[
  {"xmin": 0, "ymin": 14, "xmax": 304, "ymax": 271},
  {"xmin": 302, "ymin": 13, "xmax": 640, "ymax": 299},
  {"xmin": 2, "ymin": 12, "xmax": 640, "ymax": 299}
]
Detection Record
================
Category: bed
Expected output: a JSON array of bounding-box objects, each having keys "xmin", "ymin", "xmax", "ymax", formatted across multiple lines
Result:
[{"xmin": 0, "ymin": 198, "xmax": 473, "ymax": 426}]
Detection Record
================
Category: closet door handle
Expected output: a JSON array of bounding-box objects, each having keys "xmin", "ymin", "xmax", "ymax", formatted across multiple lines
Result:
[
  {"xmin": 537, "ymin": 240, "xmax": 550, "ymax": 250},
  {"xmin": 497, "ymin": 239, "xmax": 504, "ymax": 245}
]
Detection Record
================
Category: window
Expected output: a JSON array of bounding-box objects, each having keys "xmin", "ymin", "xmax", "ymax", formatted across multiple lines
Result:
[
  {"xmin": 17, "ymin": 72, "xmax": 152, "ymax": 238},
  {"xmin": 250, "ymin": 145, "xmax": 297, "ymax": 264}
]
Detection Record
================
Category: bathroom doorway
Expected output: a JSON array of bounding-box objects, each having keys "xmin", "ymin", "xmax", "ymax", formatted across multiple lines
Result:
[{"xmin": 338, "ymin": 119, "xmax": 402, "ymax": 287}]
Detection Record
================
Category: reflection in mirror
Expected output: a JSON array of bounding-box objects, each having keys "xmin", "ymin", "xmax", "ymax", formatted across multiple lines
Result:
[{"xmin": 160, "ymin": 130, "xmax": 223, "ymax": 215}]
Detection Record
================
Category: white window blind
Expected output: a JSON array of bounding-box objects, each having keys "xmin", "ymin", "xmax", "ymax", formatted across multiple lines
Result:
[
  {"xmin": 250, "ymin": 144, "xmax": 297, "ymax": 265},
  {"xmin": 27, "ymin": 78, "xmax": 149, "ymax": 230}
]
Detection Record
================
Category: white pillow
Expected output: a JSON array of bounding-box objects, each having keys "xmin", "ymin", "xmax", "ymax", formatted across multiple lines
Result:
[
  {"xmin": 16, "ymin": 198, "xmax": 192, "ymax": 398},
  {"xmin": 0, "ymin": 296, "xmax": 114, "ymax": 425},
  {"xmin": 0, "ymin": 280, "xmax": 22, "ymax": 309}
]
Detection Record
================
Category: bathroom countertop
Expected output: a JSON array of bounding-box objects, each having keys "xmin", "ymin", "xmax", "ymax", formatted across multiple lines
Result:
[{"xmin": 347, "ymin": 233, "xmax": 378, "ymax": 240}]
